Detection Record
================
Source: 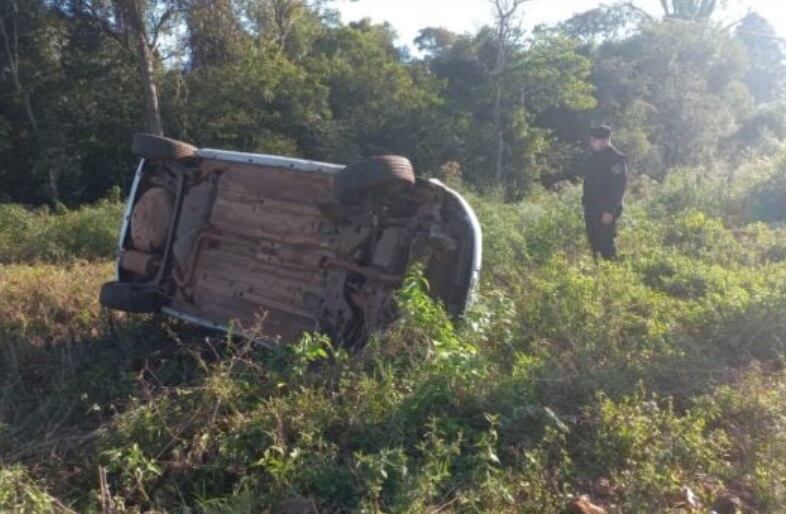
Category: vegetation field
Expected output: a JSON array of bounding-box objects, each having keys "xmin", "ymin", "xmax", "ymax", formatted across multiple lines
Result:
[
  {"xmin": 3, "ymin": 152, "xmax": 786, "ymax": 513},
  {"xmin": 4, "ymin": 2, "xmax": 786, "ymax": 511}
]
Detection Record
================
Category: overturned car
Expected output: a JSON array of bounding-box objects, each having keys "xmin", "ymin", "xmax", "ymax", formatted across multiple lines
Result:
[{"xmin": 100, "ymin": 134, "xmax": 482, "ymax": 345}]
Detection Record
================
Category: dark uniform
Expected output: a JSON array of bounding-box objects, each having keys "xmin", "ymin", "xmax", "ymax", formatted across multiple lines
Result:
[{"xmin": 582, "ymin": 144, "xmax": 628, "ymax": 260}]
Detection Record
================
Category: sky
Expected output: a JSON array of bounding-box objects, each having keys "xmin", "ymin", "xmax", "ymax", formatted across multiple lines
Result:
[{"xmin": 336, "ymin": 0, "xmax": 786, "ymax": 51}]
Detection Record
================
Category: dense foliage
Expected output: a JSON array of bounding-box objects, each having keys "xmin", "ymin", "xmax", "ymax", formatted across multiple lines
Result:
[
  {"xmin": 2, "ymin": 151, "xmax": 786, "ymax": 512},
  {"xmin": 2, "ymin": 1, "xmax": 784, "ymax": 205}
]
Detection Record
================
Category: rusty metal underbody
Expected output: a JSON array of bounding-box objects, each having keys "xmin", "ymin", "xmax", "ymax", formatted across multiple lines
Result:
[{"xmin": 123, "ymin": 159, "xmax": 473, "ymax": 345}]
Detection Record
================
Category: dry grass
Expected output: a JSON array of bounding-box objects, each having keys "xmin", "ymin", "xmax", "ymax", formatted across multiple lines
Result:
[{"xmin": 0, "ymin": 261, "xmax": 115, "ymax": 343}]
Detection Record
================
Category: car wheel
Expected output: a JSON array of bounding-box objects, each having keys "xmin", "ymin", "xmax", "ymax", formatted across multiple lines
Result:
[
  {"xmin": 335, "ymin": 155, "xmax": 415, "ymax": 203},
  {"xmin": 132, "ymin": 133, "xmax": 197, "ymax": 161},
  {"xmin": 99, "ymin": 281, "xmax": 163, "ymax": 313}
]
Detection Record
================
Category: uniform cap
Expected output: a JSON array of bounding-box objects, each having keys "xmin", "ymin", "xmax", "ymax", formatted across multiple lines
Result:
[{"xmin": 590, "ymin": 125, "xmax": 613, "ymax": 139}]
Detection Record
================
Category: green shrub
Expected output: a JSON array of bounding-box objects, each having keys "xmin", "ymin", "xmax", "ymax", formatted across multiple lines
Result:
[
  {"xmin": 662, "ymin": 210, "xmax": 744, "ymax": 264},
  {"xmin": 744, "ymin": 158, "xmax": 786, "ymax": 222},
  {"xmin": 0, "ymin": 200, "xmax": 123, "ymax": 263},
  {"xmin": 697, "ymin": 369, "xmax": 786, "ymax": 511},
  {"xmin": 580, "ymin": 388, "xmax": 728, "ymax": 511},
  {"xmin": 0, "ymin": 465, "xmax": 70, "ymax": 514}
]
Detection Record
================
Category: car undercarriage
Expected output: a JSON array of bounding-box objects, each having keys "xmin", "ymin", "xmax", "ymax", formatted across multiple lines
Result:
[{"xmin": 101, "ymin": 135, "xmax": 481, "ymax": 346}]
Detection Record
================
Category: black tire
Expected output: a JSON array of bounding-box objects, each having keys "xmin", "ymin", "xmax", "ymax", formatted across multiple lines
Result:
[
  {"xmin": 99, "ymin": 281, "xmax": 163, "ymax": 313},
  {"xmin": 132, "ymin": 133, "xmax": 197, "ymax": 161},
  {"xmin": 335, "ymin": 155, "xmax": 415, "ymax": 203}
]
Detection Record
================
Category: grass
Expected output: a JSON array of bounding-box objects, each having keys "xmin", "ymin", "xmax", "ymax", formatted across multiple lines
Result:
[
  {"xmin": 0, "ymin": 200, "xmax": 123, "ymax": 264},
  {"xmin": 2, "ymin": 150, "xmax": 786, "ymax": 512},
  {"xmin": 0, "ymin": 465, "xmax": 74, "ymax": 514},
  {"xmin": 0, "ymin": 262, "xmax": 115, "ymax": 343}
]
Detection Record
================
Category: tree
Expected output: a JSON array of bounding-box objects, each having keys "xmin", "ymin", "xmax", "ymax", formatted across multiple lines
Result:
[
  {"xmin": 0, "ymin": 0, "xmax": 74, "ymax": 203},
  {"xmin": 306, "ymin": 21, "xmax": 442, "ymax": 163},
  {"xmin": 592, "ymin": 22, "xmax": 751, "ymax": 172},
  {"xmin": 0, "ymin": 0, "xmax": 39, "ymax": 136},
  {"xmin": 413, "ymin": 25, "xmax": 595, "ymax": 193},
  {"xmin": 0, "ymin": 0, "xmax": 59, "ymax": 203},
  {"xmin": 115, "ymin": 0, "xmax": 164, "ymax": 135},
  {"xmin": 50, "ymin": 0, "xmax": 179, "ymax": 136},
  {"xmin": 560, "ymin": 2, "xmax": 650, "ymax": 44},
  {"xmin": 185, "ymin": 0, "xmax": 246, "ymax": 69},
  {"xmin": 0, "ymin": 0, "xmax": 144, "ymax": 204},
  {"xmin": 660, "ymin": 0, "xmax": 717, "ymax": 21},
  {"xmin": 170, "ymin": 44, "xmax": 327, "ymax": 154},
  {"xmin": 414, "ymin": 27, "xmax": 458, "ymax": 58},
  {"xmin": 243, "ymin": 0, "xmax": 328, "ymax": 59},
  {"xmin": 490, "ymin": 0, "xmax": 531, "ymax": 183},
  {"xmin": 735, "ymin": 13, "xmax": 786, "ymax": 104},
  {"xmin": 1, "ymin": 0, "xmax": 781, "ymax": 208}
]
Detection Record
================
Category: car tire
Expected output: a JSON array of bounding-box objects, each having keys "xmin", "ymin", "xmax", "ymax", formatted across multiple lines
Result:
[
  {"xmin": 99, "ymin": 281, "xmax": 163, "ymax": 313},
  {"xmin": 132, "ymin": 133, "xmax": 197, "ymax": 161},
  {"xmin": 335, "ymin": 155, "xmax": 415, "ymax": 203}
]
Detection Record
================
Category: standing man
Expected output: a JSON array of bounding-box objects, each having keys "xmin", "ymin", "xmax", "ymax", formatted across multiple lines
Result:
[{"xmin": 582, "ymin": 126, "xmax": 628, "ymax": 260}]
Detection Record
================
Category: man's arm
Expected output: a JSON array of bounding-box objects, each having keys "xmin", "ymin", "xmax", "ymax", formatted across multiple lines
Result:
[{"xmin": 603, "ymin": 157, "xmax": 628, "ymax": 217}]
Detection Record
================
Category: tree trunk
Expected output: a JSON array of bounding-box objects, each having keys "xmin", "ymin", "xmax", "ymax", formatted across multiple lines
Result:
[
  {"xmin": 494, "ymin": 83, "xmax": 504, "ymax": 183},
  {"xmin": 120, "ymin": 0, "xmax": 164, "ymax": 135},
  {"xmin": 0, "ymin": 10, "xmax": 38, "ymax": 134},
  {"xmin": 490, "ymin": 0, "xmax": 530, "ymax": 185},
  {"xmin": 493, "ymin": 21, "xmax": 505, "ymax": 184},
  {"xmin": 135, "ymin": 28, "xmax": 164, "ymax": 136}
]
